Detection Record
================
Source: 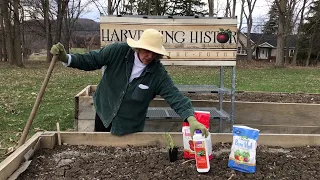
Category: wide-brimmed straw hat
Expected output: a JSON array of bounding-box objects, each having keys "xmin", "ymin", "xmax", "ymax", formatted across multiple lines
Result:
[{"xmin": 127, "ymin": 28, "xmax": 169, "ymax": 57}]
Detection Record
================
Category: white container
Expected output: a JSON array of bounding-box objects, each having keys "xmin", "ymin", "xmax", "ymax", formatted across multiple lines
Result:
[{"xmin": 193, "ymin": 130, "xmax": 210, "ymax": 173}]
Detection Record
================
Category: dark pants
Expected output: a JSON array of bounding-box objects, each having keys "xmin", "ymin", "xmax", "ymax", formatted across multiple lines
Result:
[{"xmin": 94, "ymin": 113, "xmax": 112, "ymax": 132}]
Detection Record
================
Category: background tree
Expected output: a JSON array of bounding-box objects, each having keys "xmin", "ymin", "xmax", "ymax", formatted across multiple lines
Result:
[
  {"xmin": 232, "ymin": 0, "xmax": 236, "ymax": 18},
  {"xmin": 1, "ymin": 0, "xmax": 23, "ymax": 67},
  {"xmin": 274, "ymin": 0, "xmax": 286, "ymax": 67},
  {"xmin": 63, "ymin": 0, "xmax": 92, "ymax": 53},
  {"xmin": 263, "ymin": 1, "xmax": 279, "ymax": 35},
  {"xmin": 0, "ymin": 1, "xmax": 7, "ymax": 62},
  {"xmin": 13, "ymin": 0, "xmax": 23, "ymax": 66},
  {"xmin": 299, "ymin": 0, "xmax": 320, "ymax": 66},
  {"xmin": 118, "ymin": 0, "xmax": 207, "ymax": 16},
  {"xmin": 225, "ymin": 0, "xmax": 230, "ymax": 17},
  {"xmin": 243, "ymin": 0, "xmax": 258, "ymax": 61},
  {"xmin": 22, "ymin": 0, "xmax": 91, "ymax": 62},
  {"xmin": 237, "ymin": 0, "xmax": 246, "ymax": 54},
  {"xmin": 283, "ymin": 0, "xmax": 296, "ymax": 65},
  {"xmin": 208, "ymin": 0, "xmax": 214, "ymax": 16},
  {"xmin": 42, "ymin": 0, "xmax": 52, "ymax": 62},
  {"xmin": 168, "ymin": 0, "xmax": 207, "ymax": 16},
  {"xmin": 55, "ymin": 0, "xmax": 69, "ymax": 44},
  {"xmin": 292, "ymin": 0, "xmax": 308, "ymax": 65},
  {"xmin": 263, "ymin": 0, "xmax": 310, "ymax": 66}
]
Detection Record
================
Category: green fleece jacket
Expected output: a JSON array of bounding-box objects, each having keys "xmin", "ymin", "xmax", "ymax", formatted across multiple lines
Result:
[{"xmin": 69, "ymin": 42, "xmax": 194, "ymax": 135}]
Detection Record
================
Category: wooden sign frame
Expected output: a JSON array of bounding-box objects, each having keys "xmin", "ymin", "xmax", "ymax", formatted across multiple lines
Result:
[{"xmin": 100, "ymin": 15, "xmax": 237, "ymax": 66}]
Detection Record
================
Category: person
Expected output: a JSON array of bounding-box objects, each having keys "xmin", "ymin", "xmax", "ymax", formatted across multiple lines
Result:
[{"xmin": 50, "ymin": 28, "xmax": 209, "ymax": 137}]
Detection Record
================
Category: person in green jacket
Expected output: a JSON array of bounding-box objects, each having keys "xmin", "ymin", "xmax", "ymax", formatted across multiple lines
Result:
[{"xmin": 50, "ymin": 28, "xmax": 208, "ymax": 137}]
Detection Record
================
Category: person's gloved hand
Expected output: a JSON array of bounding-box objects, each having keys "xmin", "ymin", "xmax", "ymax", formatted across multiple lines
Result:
[
  {"xmin": 187, "ymin": 116, "xmax": 209, "ymax": 138},
  {"xmin": 50, "ymin": 42, "xmax": 68, "ymax": 63}
]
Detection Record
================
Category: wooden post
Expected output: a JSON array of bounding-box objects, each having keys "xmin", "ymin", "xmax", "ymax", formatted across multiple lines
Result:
[{"xmin": 56, "ymin": 123, "xmax": 61, "ymax": 145}]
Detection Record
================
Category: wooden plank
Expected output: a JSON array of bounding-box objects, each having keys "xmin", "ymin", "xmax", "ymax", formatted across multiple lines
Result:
[
  {"xmin": 77, "ymin": 120, "xmax": 95, "ymax": 132},
  {"xmin": 227, "ymin": 101, "xmax": 320, "ymax": 126},
  {"xmin": 90, "ymin": 85, "xmax": 97, "ymax": 93},
  {"xmin": 0, "ymin": 132, "xmax": 42, "ymax": 180},
  {"xmin": 238, "ymin": 124, "xmax": 320, "ymax": 134},
  {"xmin": 149, "ymin": 99, "xmax": 320, "ymax": 126},
  {"xmin": 75, "ymin": 117, "xmax": 320, "ymax": 134},
  {"xmin": 85, "ymin": 85, "xmax": 90, "ymax": 96},
  {"xmin": 74, "ymin": 85, "xmax": 90, "ymax": 97},
  {"xmin": 7, "ymin": 160, "xmax": 31, "ymax": 180},
  {"xmin": 163, "ymin": 49, "xmax": 236, "ymax": 60},
  {"xmin": 74, "ymin": 96, "xmax": 79, "ymax": 130},
  {"xmin": 77, "ymin": 96, "xmax": 95, "ymax": 120},
  {"xmin": 46, "ymin": 132, "xmax": 320, "ymax": 148},
  {"xmin": 40, "ymin": 132, "xmax": 56, "ymax": 149},
  {"xmin": 149, "ymin": 98, "xmax": 216, "ymax": 107},
  {"xmin": 161, "ymin": 61, "xmax": 236, "ymax": 66}
]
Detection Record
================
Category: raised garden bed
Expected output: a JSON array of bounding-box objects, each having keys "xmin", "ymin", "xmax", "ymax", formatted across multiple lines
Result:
[
  {"xmin": 17, "ymin": 143, "xmax": 320, "ymax": 179},
  {"xmin": 1, "ymin": 132, "xmax": 320, "ymax": 180},
  {"xmin": 75, "ymin": 85, "xmax": 320, "ymax": 134}
]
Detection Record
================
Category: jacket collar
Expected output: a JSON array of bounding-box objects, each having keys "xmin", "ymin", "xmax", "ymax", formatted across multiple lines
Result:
[{"xmin": 125, "ymin": 48, "xmax": 158, "ymax": 73}]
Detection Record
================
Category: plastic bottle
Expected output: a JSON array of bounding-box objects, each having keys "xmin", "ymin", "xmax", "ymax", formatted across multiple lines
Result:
[{"xmin": 193, "ymin": 130, "xmax": 210, "ymax": 173}]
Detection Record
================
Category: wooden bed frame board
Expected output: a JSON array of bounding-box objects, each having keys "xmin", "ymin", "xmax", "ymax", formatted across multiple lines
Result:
[
  {"xmin": 1, "ymin": 132, "xmax": 320, "ymax": 180},
  {"xmin": 0, "ymin": 132, "xmax": 42, "ymax": 180}
]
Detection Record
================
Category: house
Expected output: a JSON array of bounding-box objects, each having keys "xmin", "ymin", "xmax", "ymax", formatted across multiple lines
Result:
[{"xmin": 237, "ymin": 32, "xmax": 297, "ymax": 61}]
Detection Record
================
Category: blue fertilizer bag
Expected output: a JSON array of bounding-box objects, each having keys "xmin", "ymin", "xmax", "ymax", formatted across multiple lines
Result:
[{"xmin": 228, "ymin": 125, "xmax": 260, "ymax": 173}]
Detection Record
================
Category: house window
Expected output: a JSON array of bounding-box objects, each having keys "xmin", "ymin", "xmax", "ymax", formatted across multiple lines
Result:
[{"xmin": 237, "ymin": 47, "xmax": 247, "ymax": 55}]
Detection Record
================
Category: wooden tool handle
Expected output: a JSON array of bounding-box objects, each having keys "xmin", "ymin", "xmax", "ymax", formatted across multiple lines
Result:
[{"xmin": 18, "ymin": 55, "xmax": 58, "ymax": 147}]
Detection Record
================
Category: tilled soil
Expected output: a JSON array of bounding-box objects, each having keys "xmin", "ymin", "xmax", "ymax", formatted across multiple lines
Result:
[
  {"xmin": 18, "ymin": 143, "xmax": 320, "ymax": 180},
  {"xmin": 184, "ymin": 92, "xmax": 320, "ymax": 104}
]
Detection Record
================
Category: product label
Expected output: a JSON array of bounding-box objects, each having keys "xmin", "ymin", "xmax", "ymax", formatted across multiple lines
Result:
[
  {"xmin": 182, "ymin": 123, "xmax": 212, "ymax": 160},
  {"xmin": 182, "ymin": 126, "xmax": 194, "ymax": 156},
  {"xmin": 228, "ymin": 125, "xmax": 260, "ymax": 173},
  {"xmin": 194, "ymin": 140, "xmax": 208, "ymax": 169}
]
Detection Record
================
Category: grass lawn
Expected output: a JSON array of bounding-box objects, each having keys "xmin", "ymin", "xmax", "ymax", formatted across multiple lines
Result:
[{"xmin": 0, "ymin": 58, "xmax": 319, "ymax": 162}]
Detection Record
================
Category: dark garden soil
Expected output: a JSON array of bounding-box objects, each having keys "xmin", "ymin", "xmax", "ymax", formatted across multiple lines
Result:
[
  {"xmin": 184, "ymin": 91, "xmax": 320, "ymax": 104},
  {"xmin": 18, "ymin": 142, "xmax": 320, "ymax": 180}
]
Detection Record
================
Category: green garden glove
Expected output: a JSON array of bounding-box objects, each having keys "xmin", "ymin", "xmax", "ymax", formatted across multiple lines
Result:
[
  {"xmin": 187, "ymin": 116, "xmax": 209, "ymax": 138},
  {"xmin": 50, "ymin": 42, "xmax": 68, "ymax": 63}
]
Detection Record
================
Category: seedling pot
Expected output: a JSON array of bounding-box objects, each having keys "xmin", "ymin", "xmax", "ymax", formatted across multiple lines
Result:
[{"xmin": 168, "ymin": 147, "xmax": 178, "ymax": 162}]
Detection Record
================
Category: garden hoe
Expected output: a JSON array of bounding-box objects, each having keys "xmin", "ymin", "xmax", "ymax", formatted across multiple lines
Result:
[{"xmin": 17, "ymin": 55, "xmax": 58, "ymax": 148}]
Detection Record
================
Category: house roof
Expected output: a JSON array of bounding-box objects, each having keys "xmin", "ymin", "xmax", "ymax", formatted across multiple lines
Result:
[
  {"xmin": 259, "ymin": 42, "xmax": 274, "ymax": 48},
  {"xmin": 244, "ymin": 33, "xmax": 297, "ymax": 48}
]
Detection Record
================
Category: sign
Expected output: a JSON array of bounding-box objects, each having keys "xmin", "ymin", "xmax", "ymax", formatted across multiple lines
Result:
[{"xmin": 100, "ymin": 15, "xmax": 238, "ymax": 66}]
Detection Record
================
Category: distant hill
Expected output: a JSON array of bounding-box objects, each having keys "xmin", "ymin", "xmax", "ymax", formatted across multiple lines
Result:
[
  {"xmin": 23, "ymin": 18, "xmax": 100, "ymax": 52},
  {"xmin": 73, "ymin": 18, "xmax": 100, "ymax": 32}
]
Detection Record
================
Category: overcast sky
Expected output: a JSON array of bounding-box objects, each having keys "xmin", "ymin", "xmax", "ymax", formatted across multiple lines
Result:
[{"xmin": 80, "ymin": 0, "xmax": 272, "ymax": 32}]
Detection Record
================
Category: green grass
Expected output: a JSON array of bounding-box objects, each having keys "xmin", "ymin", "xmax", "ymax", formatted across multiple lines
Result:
[
  {"xmin": 167, "ymin": 66, "xmax": 320, "ymax": 93},
  {"xmin": 69, "ymin": 48, "xmax": 89, "ymax": 54},
  {"xmin": 0, "ymin": 59, "xmax": 319, "ymax": 162}
]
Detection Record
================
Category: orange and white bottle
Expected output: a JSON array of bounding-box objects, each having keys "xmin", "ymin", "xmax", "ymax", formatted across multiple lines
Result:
[{"xmin": 193, "ymin": 130, "xmax": 210, "ymax": 173}]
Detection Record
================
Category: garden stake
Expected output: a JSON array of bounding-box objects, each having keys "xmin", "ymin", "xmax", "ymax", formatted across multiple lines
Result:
[
  {"xmin": 56, "ymin": 122, "xmax": 62, "ymax": 145},
  {"xmin": 17, "ymin": 55, "xmax": 58, "ymax": 148}
]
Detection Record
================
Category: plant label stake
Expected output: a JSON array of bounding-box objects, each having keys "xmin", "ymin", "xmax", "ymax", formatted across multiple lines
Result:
[{"xmin": 17, "ymin": 55, "xmax": 58, "ymax": 148}]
